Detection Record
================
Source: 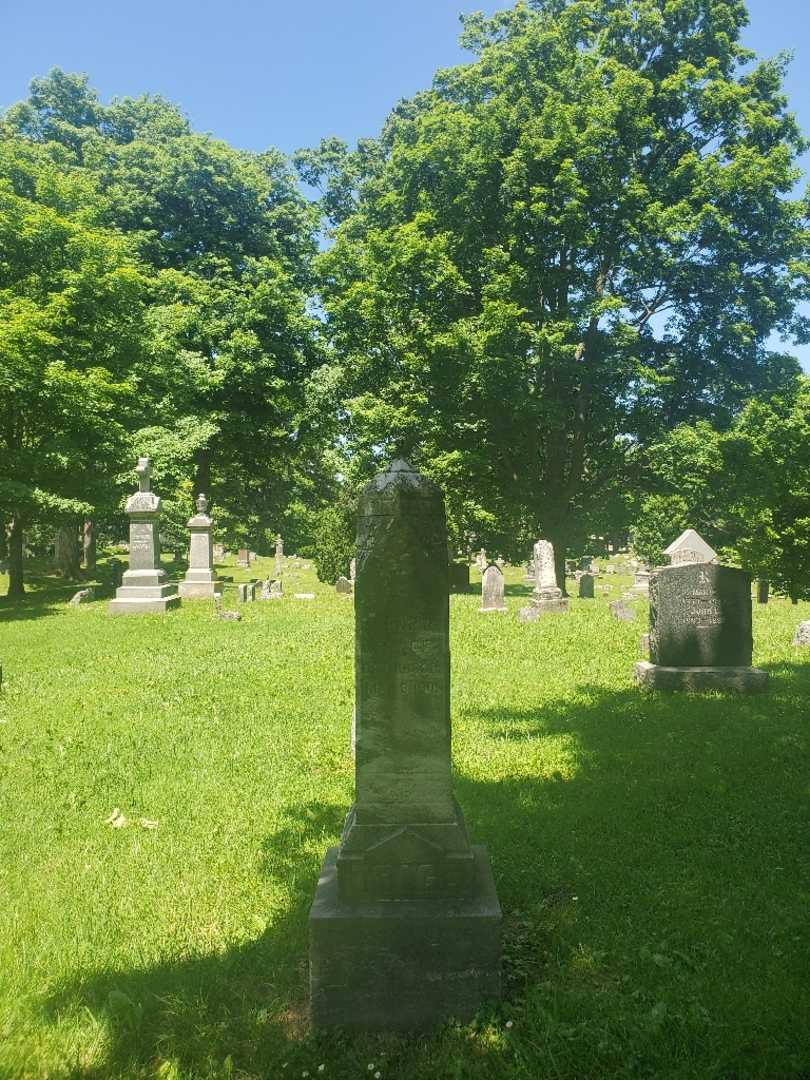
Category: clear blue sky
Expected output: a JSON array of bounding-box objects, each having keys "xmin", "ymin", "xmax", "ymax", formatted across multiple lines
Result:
[{"xmin": 2, "ymin": 0, "xmax": 808, "ymax": 370}]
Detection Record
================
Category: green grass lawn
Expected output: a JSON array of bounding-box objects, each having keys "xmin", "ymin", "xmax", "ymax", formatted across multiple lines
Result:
[{"xmin": 1, "ymin": 559, "xmax": 809, "ymax": 1080}]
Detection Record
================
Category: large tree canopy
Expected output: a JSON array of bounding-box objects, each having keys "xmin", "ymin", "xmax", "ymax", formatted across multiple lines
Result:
[
  {"xmin": 1, "ymin": 71, "xmax": 325, "ymax": 593},
  {"xmin": 303, "ymin": 0, "xmax": 809, "ymax": 578},
  {"xmin": 0, "ymin": 135, "xmax": 150, "ymax": 596}
]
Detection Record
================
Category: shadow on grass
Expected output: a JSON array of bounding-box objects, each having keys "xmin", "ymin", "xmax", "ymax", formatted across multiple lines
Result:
[{"xmin": 42, "ymin": 675, "xmax": 810, "ymax": 1078}]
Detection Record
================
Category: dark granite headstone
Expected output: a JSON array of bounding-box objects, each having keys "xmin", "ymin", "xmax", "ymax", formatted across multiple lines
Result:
[
  {"xmin": 448, "ymin": 561, "xmax": 470, "ymax": 592},
  {"xmin": 309, "ymin": 460, "xmax": 501, "ymax": 1030},
  {"xmin": 757, "ymin": 579, "xmax": 769, "ymax": 605},
  {"xmin": 650, "ymin": 563, "xmax": 752, "ymax": 667},
  {"xmin": 635, "ymin": 563, "xmax": 767, "ymax": 692},
  {"xmin": 578, "ymin": 573, "xmax": 595, "ymax": 599}
]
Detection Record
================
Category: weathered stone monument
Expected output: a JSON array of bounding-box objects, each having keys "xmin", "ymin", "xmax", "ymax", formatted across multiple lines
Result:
[
  {"xmin": 237, "ymin": 548, "xmax": 250, "ymax": 568},
  {"xmin": 757, "ymin": 579, "xmax": 769, "ymax": 605},
  {"xmin": 350, "ymin": 557, "xmax": 357, "ymax": 584},
  {"xmin": 625, "ymin": 566, "xmax": 651, "ymax": 599},
  {"xmin": 309, "ymin": 460, "xmax": 501, "ymax": 1031},
  {"xmin": 335, "ymin": 575, "xmax": 352, "ymax": 595},
  {"xmin": 524, "ymin": 559, "xmax": 535, "ymax": 584},
  {"xmin": 212, "ymin": 542, "xmax": 225, "ymax": 562},
  {"xmin": 519, "ymin": 539, "xmax": 568, "ymax": 622},
  {"xmin": 480, "ymin": 563, "xmax": 507, "ymax": 613},
  {"xmin": 664, "ymin": 528, "xmax": 717, "ymax": 566},
  {"xmin": 635, "ymin": 563, "xmax": 768, "ymax": 692},
  {"xmin": 179, "ymin": 494, "xmax": 219, "ymax": 599},
  {"xmin": 793, "ymin": 621, "xmax": 810, "ymax": 646},
  {"xmin": 476, "ymin": 548, "xmax": 487, "ymax": 572},
  {"xmin": 108, "ymin": 458, "xmax": 180, "ymax": 615},
  {"xmin": 610, "ymin": 599, "xmax": 635, "ymax": 622},
  {"xmin": 578, "ymin": 573, "xmax": 595, "ymax": 599},
  {"xmin": 275, "ymin": 533, "xmax": 284, "ymax": 576}
]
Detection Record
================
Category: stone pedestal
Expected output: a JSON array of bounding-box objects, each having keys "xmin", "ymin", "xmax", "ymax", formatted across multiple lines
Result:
[
  {"xmin": 179, "ymin": 494, "xmax": 219, "ymax": 599},
  {"xmin": 310, "ymin": 846, "xmax": 501, "ymax": 1031},
  {"xmin": 519, "ymin": 539, "xmax": 569, "ymax": 621},
  {"xmin": 108, "ymin": 458, "xmax": 179, "ymax": 615},
  {"xmin": 635, "ymin": 661, "xmax": 768, "ymax": 693},
  {"xmin": 309, "ymin": 460, "xmax": 501, "ymax": 1030}
]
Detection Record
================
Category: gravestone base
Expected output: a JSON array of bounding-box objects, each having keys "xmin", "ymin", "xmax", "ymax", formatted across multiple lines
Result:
[
  {"xmin": 179, "ymin": 570, "xmax": 218, "ymax": 599},
  {"xmin": 479, "ymin": 604, "xmax": 507, "ymax": 614},
  {"xmin": 310, "ymin": 845, "xmax": 501, "ymax": 1032},
  {"xmin": 634, "ymin": 661, "xmax": 768, "ymax": 694},
  {"xmin": 518, "ymin": 597, "xmax": 569, "ymax": 622},
  {"xmin": 108, "ymin": 584, "xmax": 179, "ymax": 615}
]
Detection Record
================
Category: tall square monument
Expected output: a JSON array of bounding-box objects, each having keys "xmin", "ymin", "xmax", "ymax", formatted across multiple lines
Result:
[
  {"xmin": 309, "ymin": 460, "xmax": 501, "ymax": 1030},
  {"xmin": 108, "ymin": 458, "xmax": 180, "ymax": 615},
  {"xmin": 179, "ymin": 494, "xmax": 220, "ymax": 599}
]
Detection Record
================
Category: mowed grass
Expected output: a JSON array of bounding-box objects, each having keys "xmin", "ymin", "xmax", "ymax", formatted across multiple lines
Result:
[{"xmin": 0, "ymin": 559, "xmax": 808, "ymax": 1080}]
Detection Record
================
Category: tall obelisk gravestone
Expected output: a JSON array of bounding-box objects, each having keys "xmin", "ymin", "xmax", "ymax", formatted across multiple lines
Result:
[
  {"xmin": 108, "ymin": 458, "xmax": 180, "ymax": 614},
  {"xmin": 309, "ymin": 459, "xmax": 501, "ymax": 1030}
]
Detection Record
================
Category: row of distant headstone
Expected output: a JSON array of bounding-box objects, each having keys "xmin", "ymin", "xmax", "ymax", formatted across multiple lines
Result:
[
  {"xmin": 501, "ymin": 528, "xmax": 810, "ymax": 693},
  {"xmin": 102, "ymin": 458, "xmax": 296, "ymax": 614}
]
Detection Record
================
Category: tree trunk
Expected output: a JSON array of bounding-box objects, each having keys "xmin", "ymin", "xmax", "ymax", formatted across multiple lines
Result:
[
  {"xmin": 7, "ymin": 512, "xmax": 25, "ymax": 598},
  {"xmin": 0, "ymin": 521, "xmax": 7, "ymax": 563},
  {"xmin": 53, "ymin": 523, "xmax": 81, "ymax": 579},
  {"xmin": 544, "ymin": 520, "xmax": 570, "ymax": 596},
  {"xmin": 193, "ymin": 447, "xmax": 211, "ymax": 507},
  {"xmin": 757, "ymin": 579, "xmax": 769, "ymax": 605},
  {"xmin": 82, "ymin": 518, "xmax": 96, "ymax": 573}
]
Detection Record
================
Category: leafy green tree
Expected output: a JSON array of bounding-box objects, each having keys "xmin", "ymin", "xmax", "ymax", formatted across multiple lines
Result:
[
  {"xmin": 638, "ymin": 377, "xmax": 810, "ymax": 598},
  {"xmin": 4, "ymin": 72, "xmax": 324, "ymax": 558},
  {"xmin": 0, "ymin": 136, "xmax": 149, "ymax": 597},
  {"xmin": 631, "ymin": 493, "xmax": 689, "ymax": 566},
  {"xmin": 305, "ymin": 0, "xmax": 808, "ymax": 584}
]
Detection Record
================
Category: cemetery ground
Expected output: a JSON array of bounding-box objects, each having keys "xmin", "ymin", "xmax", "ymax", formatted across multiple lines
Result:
[{"xmin": 1, "ymin": 561, "xmax": 808, "ymax": 1080}]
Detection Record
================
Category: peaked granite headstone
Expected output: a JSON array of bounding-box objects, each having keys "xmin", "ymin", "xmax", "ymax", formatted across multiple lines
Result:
[
  {"xmin": 309, "ymin": 459, "xmax": 501, "ymax": 1030},
  {"xmin": 664, "ymin": 529, "xmax": 717, "ymax": 566},
  {"xmin": 335, "ymin": 575, "xmax": 352, "ymax": 595},
  {"xmin": 108, "ymin": 458, "xmax": 180, "ymax": 615},
  {"xmin": 480, "ymin": 563, "xmax": 506, "ymax": 613}
]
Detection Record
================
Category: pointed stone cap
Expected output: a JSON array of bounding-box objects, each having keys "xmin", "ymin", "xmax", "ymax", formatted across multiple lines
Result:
[
  {"xmin": 364, "ymin": 458, "xmax": 439, "ymax": 496},
  {"xmin": 664, "ymin": 529, "xmax": 717, "ymax": 563}
]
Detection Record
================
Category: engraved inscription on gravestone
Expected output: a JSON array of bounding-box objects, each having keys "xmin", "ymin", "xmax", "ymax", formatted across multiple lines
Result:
[
  {"xmin": 650, "ymin": 563, "xmax": 751, "ymax": 668},
  {"xmin": 635, "ymin": 561, "xmax": 767, "ymax": 691}
]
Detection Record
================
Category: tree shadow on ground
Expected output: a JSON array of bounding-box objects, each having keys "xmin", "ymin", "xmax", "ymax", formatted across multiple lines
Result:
[{"xmin": 42, "ymin": 674, "xmax": 810, "ymax": 1079}]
